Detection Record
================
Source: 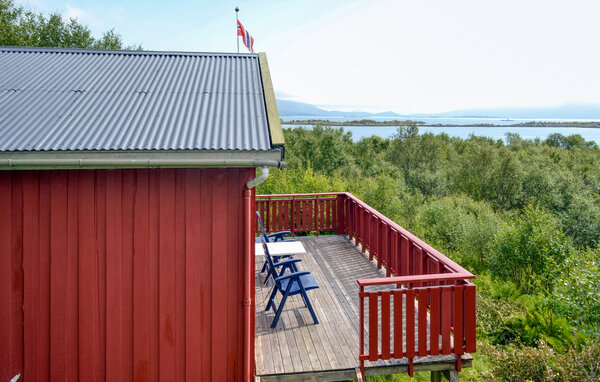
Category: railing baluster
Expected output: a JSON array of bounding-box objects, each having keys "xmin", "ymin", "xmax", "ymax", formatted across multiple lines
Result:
[
  {"xmin": 335, "ymin": 195, "xmax": 342, "ymax": 234},
  {"xmin": 390, "ymin": 230, "xmax": 397, "ymax": 275},
  {"xmin": 381, "ymin": 291, "xmax": 391, "ymax": 359},
  {"xmin": 369, "ymin": 213, "xmax": 374, "ymax": 259},
  {"xmin": 418, "ymin": 289, "xmax": 428, "ymax": 357},
  {"xmin": 430, "ymin": 288, "xmax": 440, "ymax": 355},
  {"xmin": 325, "ymin": 199, "xmax": 330, "ymax": 229},
  {"xmin": 393, "ymin": 290, "xmax": 403, "ymax": 358},
  {"xmin": 375, "ymin": 218, "xmax": 381, "ymax": 267},
  {"xmin": 319, "ymin": 197, "xmax": 325, "ymax": 232},
  {"xmin": 267, "ymin": 196, "xmax": 272, "ymax": 232},
  {"xmin": 414, "ymin": 246, "xmax": 422, "ymax": 275},
  {"xmin": 314, "ymin": 195, "xmax": 319, "ymax": 235},
  {"xmin": 295, "ymin": 197, "xmax": 300, "ymax": 234},
  {"xmin": 284, "ymin": 200, "xmax": 290, "ymax": 231},
  {"xmin": 400, "ymin": 236, "xmax": 409, "ymax": 276},
  {"xmin": 349, "ymin": 200, "xmax": 354, "ymax": 238},
  {"xmin": 308, "ymin": 199, "xmax": 314, "ymax": 231},
  {"xmin": 384, "ymin": 224, "xmax": 391, "ymax": 276},
  {"xmin": 406, "ymin": 289, "xmax": 415, "ymax": 360},
  {"xmin": 277, "ymin": 200, "xmax": 282, "ymax": 231},
  {"xmin": 368, "ymin": 212, "xmax": 373, "ymax": 259},
  {"xmin": 301, "ymin": 200, "xmax": 307, "ymax": 231},
  {"xmin": 441, "ymin": 287, "xmax": 452, "ymax": 354},
  {"xmin": 360, "ymin": 208, "xmax": 365, "ymax": 251},
  {"xmin": 356, "ymin": 205, "xmax": 360, "ymax": 249},
  {"xmin": 368, "ymin": 293, "xmax": 378, "ymax": 361}
]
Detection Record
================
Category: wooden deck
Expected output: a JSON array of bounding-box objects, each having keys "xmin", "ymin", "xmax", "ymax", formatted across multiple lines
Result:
[{"xmin": 255, "ymin": 235, "xmax": 472, "ymax": 381}]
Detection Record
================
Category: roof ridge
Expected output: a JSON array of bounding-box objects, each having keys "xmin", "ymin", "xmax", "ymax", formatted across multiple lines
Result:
[{"xmin": 0, "ymin": 46, "xmax": 258, "ymax": 57}]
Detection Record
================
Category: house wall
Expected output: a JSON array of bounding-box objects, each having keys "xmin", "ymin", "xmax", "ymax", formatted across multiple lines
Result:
[{"xmin": 0, "ymin": 168, "xmax": 255, "ymax": 381}]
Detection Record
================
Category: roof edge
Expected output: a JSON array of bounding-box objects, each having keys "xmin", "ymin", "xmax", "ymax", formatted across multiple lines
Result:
[
  {"xmin": 0, "ymin": 150, "xmax": 285, "ymax": 170},
  {"xmin": 0, "ymin": 45, "xmax": 259, "ymax": 57},
  {"xmin": 258, "ymin": 52, "xmax": 285, "ymax": 146}
]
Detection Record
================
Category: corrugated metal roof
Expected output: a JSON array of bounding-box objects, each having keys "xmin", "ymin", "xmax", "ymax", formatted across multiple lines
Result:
[{"xmin": 0, "ymin": 47, "xmax": 274, "ymax": 152}]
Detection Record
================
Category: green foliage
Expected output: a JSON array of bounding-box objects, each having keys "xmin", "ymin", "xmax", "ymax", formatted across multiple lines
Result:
[
  {"xmin": 257, "ymin": 165, "xmax": 348, "ymax": 195},
  {"xmin": 283, "ymin": 125, "xmax": 354, "ymax": 175},
  {"xmin": 353, "ymin": 136, "xmax": 396, "ymax": 177},
  {"xmin": 486, "ymin": 340, "xmax": 600, "ymax": 381},
  {"xmin": 413, "ymin": 195, "xmax": 501, "ymax": 271},
  {"xmin": 557, "ymin": 343, "xmax": 600, "ymax": 381},
  {"xmin": 545, "ymin": 133, "xmax": 597, "ymax": 150},
  {"xmin": 476, "ymin": 280, "xmax": 524, "ymax": 341},
  {"xmin": 486, "ymin": 340, "xmax": 561, "ymax": 381},
  {"xmin": 559, "ymin": 193, "xmax": 600, "ymax": 248},
  {"xmin": 452, "ymin": 141, "xmax": 526, "ymax": 210},
  {"xmin": 493, "ymin": 296, "xmax": 585, "ymax": 351},
  {"xmin": 558, "ymin": 249, "xmax": 600, "ymax": 336},
  {"xmin": 0, "ymin": 0, "xmax": 139, "ymax": 49},
  {"xmin": 491, "ymin": 203, "xmax": 576, "ymax": 295}
]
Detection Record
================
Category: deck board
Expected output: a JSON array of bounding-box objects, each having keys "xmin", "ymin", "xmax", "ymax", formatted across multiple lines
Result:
[{"xmin": 255, "ymin": 235, "xmax": 471, "ymax": 380}]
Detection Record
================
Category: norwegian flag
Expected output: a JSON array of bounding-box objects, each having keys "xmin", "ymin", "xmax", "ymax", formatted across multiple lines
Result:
[{"xmin": 237, "ymin": 20, "xmax": 254, "ymax": 53}]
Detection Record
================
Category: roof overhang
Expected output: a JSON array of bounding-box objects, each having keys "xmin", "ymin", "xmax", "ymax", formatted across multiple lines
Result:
[
  {"xmin": 0, "ymin": 149, "xmax": 286, "ymax": 170},
  {"xmin": 258, "ymin": 52, "xmax": 285, "ymax": 147}
]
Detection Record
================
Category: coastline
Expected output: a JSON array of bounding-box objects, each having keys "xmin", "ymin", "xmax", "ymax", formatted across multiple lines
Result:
[{"xmin": 281, "ymin": 119, "xmax": 600, "ymax": 128}]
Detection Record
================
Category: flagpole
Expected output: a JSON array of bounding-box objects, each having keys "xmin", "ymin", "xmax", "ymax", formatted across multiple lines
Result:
[{"xmin": 235, "ymin": 7, "xmax": 240, "ymax": 53}]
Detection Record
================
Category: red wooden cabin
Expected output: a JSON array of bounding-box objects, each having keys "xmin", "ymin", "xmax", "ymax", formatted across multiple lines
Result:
[{"xmin": 0, "ymin": 47, "xmax": 284, "ymax": 381}]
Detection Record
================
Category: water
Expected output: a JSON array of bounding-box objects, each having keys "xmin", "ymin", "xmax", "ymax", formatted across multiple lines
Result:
[{"xmin": 281, "ymin": 116, "xmax": 600, "ymax": 144}]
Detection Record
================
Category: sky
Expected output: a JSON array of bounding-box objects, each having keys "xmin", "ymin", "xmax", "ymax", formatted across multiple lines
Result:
[{"xmin": 22, "ymin": 0, "xmax": 600, "ymax": 114}]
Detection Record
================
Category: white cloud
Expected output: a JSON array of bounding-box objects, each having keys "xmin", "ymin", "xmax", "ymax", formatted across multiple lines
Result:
[
  {"xmin": 64, "ymin": 5, "xmax": 105, "ymax": 30},
  {"xmin": 111, "ymin": 6, "xmax": 124, "ymax": 22}
]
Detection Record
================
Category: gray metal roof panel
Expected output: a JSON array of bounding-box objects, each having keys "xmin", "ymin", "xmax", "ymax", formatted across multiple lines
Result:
[{"xmin": 0, "ymin": 47, "xmax": 273, "ymax": 152}]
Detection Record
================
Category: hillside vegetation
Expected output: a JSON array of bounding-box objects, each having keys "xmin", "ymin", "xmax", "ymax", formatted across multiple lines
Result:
[{"xmin": 258, "ymin": 125, "xmax": 600, "ymax": 381}]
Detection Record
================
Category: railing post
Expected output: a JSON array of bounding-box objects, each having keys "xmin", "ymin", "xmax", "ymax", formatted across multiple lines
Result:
[
  {"xmin": 360, "ymin": 208, "xmax": 366, "ymax": 254},
  {"xmin": 266, "ymin": 196, "xmax": 272, "ymax": 233},
  {"xmin": 359, "ymin": 284, "xmax": 365, "ymax": 378},
  {"xmin": 375, "ymin": 219, "xmax": 381, "ymax": 268},
  {"xmin": 315, "ymin": 195, "xmax": 319, "ymax": 236},
  {"xmin": 291, "ymin": 196, "xmax": 296, "ymax": 236},
  {"xmin": 385, "ymin": 226, "xmax": 391, "ymax": 277},
  {"xmin": 347, "ymin": 200, "xmax": 353, "ymax": 240},
  {"xmin": 336, "ymin": 194, "xmax": 345, "ymax": 235},
  {"xmin": 464, "ymin": 283, "xmax": 477, "ymax": 353}
]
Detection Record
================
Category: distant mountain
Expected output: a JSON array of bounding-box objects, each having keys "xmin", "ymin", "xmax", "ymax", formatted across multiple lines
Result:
[
  {"xmin": 277, "ymin": 99, "xmax": 600, "ymax": 120},
  {"xmin": 276, "ymin": 99, "xmax": 402, "ymax": 118},
  {"xmin": 418, "ymin": 102, "xmax": 600, "ymax": 119}
]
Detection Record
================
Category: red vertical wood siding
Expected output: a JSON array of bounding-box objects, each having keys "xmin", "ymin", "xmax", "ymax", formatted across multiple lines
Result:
[{"xmin": 0, "ymin": 168, "xmax": 254, "ymax": 381}]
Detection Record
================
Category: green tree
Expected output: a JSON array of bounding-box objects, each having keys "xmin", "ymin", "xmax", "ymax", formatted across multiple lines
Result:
[{"xmin": 0, "ymin": 0, "xmax": 139, "ymax": 49}]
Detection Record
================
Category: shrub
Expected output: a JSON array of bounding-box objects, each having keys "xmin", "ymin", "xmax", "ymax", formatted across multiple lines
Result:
[
  {"xmin": 559, "ymin": 249, "xmax": 600, "ymax": 336},
  {"xmin": 486, "ymin": 341, "xmax": 559, "ymax": 381},
  {"xmin": 486, "ymin": 340, "xmax": 600, "ymax": 381},
  {"xmin": 491, "ymin": 203, "xmax": 576, "ymax": 295},
  {"xmin": 414, "ymin": 195, "xmax": 502, "ymax": 271},
  {"xmin": 557, "ymin": 343, "xmax": 600, "ymax": 381}
]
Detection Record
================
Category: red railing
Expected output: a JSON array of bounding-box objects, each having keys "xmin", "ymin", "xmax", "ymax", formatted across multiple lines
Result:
[
  {"xmin": 256, "ymin": 193, "xmax": 476, "ymax": 376},
  {"xmin": 255, "ymin": 193, "xmax": 345, "ymax": 236}
]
